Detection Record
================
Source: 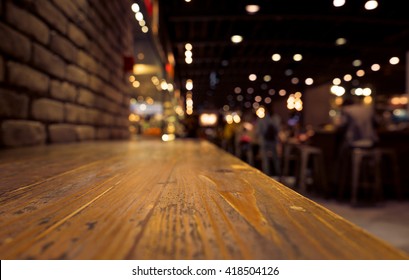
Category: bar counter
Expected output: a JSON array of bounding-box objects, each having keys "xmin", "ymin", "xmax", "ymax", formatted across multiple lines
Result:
[{"xmin": 0, "ymin": 139, "xmax": 407, "ymax": 260}]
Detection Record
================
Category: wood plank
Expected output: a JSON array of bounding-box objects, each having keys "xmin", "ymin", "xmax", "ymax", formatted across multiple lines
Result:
[{"xmin": 0, "ymin": 139, "xmax": 407, "ymax": 259}]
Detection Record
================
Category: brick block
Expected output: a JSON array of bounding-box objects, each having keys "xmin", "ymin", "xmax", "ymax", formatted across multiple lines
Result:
[
  {"xmin": 72, "ymin": 0, "xmax": 88, "ymax": 9},
  {"xmin": 35, "ymin": 0, "xmax": 67, "ymax": 34},
  {"xmin": 0, "ymin": 23, "xmax": 31, "ymax": 62},
  {"xmin": 104, "ymin": 84, "xmax": 123, "ymax": 104},
  {"xmin": 75, "ymin": 125, "xmax": 95, "ymax": 141},
  {"xmin": 95, "ymin": 96, "xmax": 116, "ymax": 114},
  {"xmin": 6, "ymin": 3, "xmax": 49, "ymax": 44},
  {"xmin": 0, "ymin": 89, "xmax": 29, "ymax": 118},
  {"xmin": 85, "ymin": 108, "xmax": 99, "ymax": 125},
  {"xmin": 81, "ymin": 18, "xmax": 98, "ymax": 41},
  {"xmin": 52, "ymin": 0, "xmax": 77, "ymax": 20},
  {"xmin": 8, "ymin": 62, "xmax": 49, "ymax": 95},
  {"xmin": 88, "ymin": 8, "xmax": 104, "ymax": 33},
  {"xmin": 97, "ymin": 62, "xmax": 110, "ymax": 81},
  {"xmin": 50, "ymin": 80, "xmax": 77, "ymax": 102},
  {"xmin": 111, "ymin": 128, "xmax": 129, "ymax": 139},
  {"xmin": 89, "ymin": 75, "xmax": 103, "ymax": 92},
  {"xmin": 78, "ymin": 50, "xmax": 97, "ymax": 74},
  {"xmin": 116, "ymin": 116, "xmax": 130, "ymax": 128},
  {"xmin": 66, "ymin": 64, "xmax": 88, "ymax": 86},
  {"xmin": 68, "ymin": 23, "xmax": 88, "ymax": 48},
  {"xmin": 89, "ymin": 42, "xmax": 105, "ymax": 62},
  {"xmin": 1, "ymin": 120, "xmax": 46, "ymax": 147},
  {"xmin": 65, "ymin": 103, "xmax": 87, "ymax": 123},
  {"xmin": 50, "ymin": 33, "xmax": 78, "ymax": 62},
  {"xmin": 32, "ymin": 98, "xmax": 64, "ymax": 122},
  {"xmin": 99, "ymin": 112, "xmax": 114, "ymax": 126},
  {"xmin": 49, "ymin": 124, "xmax": 77, "ymax": 143},
  {"xmin": 77, "ymin": 88, "xmax": 95, "ymax": 106},
  {"xmin": 96, "ymin": 128, "xmax": 111, "ymax": 139},
  {"xmin": 33, "ymin": 44, "xmax": 66, "ymax": 78}
]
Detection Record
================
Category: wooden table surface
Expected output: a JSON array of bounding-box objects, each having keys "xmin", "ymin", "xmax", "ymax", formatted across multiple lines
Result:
[{"xmin": 0, "ymin": 139, "xmax": 407, "ymax": 260}]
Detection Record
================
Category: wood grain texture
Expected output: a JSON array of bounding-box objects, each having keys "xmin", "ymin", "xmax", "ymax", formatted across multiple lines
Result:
[{"xmin": 0, "ymin": 139, "xmax": 407, "ymax": 260}]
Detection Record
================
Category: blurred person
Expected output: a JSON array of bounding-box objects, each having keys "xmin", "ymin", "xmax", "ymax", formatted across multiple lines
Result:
[
  {"xmin": 235, "ymin": 111, "xmax": 257, "ymax": 166},
  {"xmin": 222, "ymin": 120, "xmax": 237, "ymax": 154},
  {"xmin": 339, "ymin": 96, "xmax": 378, "ymax": 150},
  {"xmin": 335, "ymin": 96, "xmax": 380, "ymax": 199},
  {"xmin": 255, "ymin": 106, "xmax": 281, "ymax": 176}
]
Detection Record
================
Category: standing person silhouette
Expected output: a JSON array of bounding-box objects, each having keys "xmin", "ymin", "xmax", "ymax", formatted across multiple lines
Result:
[
  {"xmin": 339, "ymin": 96, "xmax": 378, "ymax": 150},
  {"xmin": 255, "ymin": 106, "xmax": 281, "ymax": 176}
]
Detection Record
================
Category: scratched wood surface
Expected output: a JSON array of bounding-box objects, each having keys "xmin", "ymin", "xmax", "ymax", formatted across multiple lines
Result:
[{"xmin": 0, "ymin": 139, "xmax": 407, "ymax": 260}]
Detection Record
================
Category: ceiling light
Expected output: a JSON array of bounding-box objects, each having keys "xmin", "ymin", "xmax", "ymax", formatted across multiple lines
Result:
[
  {"xmin": 335, "ymin": 38, "xmax": 347, "ymax": 46},
  {"xmin": 135, "ymin": 12, "xmax": 143, "ymax": 21},
  {"xmin": 185, "ymin": 0, "xmax": 191, "ymax": 2},
  {"xmin": 333, "ymin": 78, "xmax": 341, "ymax": 85},
  {"xmin": 141, "ymin": 26, "xmax": 149, "ymax": 33},
  {"xmin": 246, "ymin": 5, "xmax": 260, "ymax": 14},
  {"xmin": 356, "ymin": 70, "xmax": 365, "ymax": 77},
  {"xmin": 247, "ymin": 87, "xmax": 254, "ymax": 94},
  {"xmin": 284, "ymin": 69, "xmax": 293, "ymax": 76},
  {"xmin": 137, "ymin": 53, "xmax": 144, "ymax": 60},
  {"xmin": 272, "ymin": 54, "xmax": 281, "ymax": 61},
  {"xmin": 389, "ymin": 57, "xmax": 400, "ymax": 65},
  {"xmin": 293, "ymin": 54, "xmax": 303, "ymax": 61},
  {"xmin": 363, "ymin": 88, "xmax": 372, "ymax": 96},
  {"xmin": 364, "ymin": 1, "xmax": 378, "ymax": 10},
  {"xmin": 305, "ymin": 78, "xmax": 314, "ymax": 85},
  {"xmin": 249, "ymin": 74, "xmax": 257, "ymax": 81},
  {"xmin": 371, "ymin": 64, "xmax": 381, "ymax": 71},
  {"xmin": 331, "ymin": 85, "xmax": 345, "ymax": 96},
  {"xmin": 231, "ymin": 35, "xmax": 243, "ymax": 43},
  {"xmin": 234, "ymin": 87, "xmax": 242, "ymax": 94},
  {"xmin": 185, "ymin": 43, "xmax": 192, "ymax": 50},
  {"xmin": 185, "ymin": 50, "xmax": 193, "ymax": 57},
  {"xmin": 132, "ymin": 81, "xmax": 140, "ymax": 88},
  {"xmin": 131, "ymin": 3, "xmax": 140, "ymax": 13},
  {"xmin": 343, "ymin": 74, "xmax": 352, "ymax": 81},
  {"xmin": 291, "ymin": 77, "xmax": 299, "ymax": 84},
  {"xmin": 161, "ymin": 80, "xmax": 168, "ymax": 90},
  {"xmin": 186, "ymin": 79, "xmax": 193, "ymax": 90},
  {"xmin": 185, "ymin": 57, "xmax": 193, "ymax": 64},
  {"xmin": 263, "ymin": 75, "xmax": 271, "ymax": 82},
  {"xmin": 352, "ymin": 59, "xmax": 362, "ymax": 67},
  {"xmin": 279, "ymin": 89, "xmax": 286, "ymax": 96},
  {"xmin": 333, "ymin": 0, "xmax": 346, "ymax": 7}
]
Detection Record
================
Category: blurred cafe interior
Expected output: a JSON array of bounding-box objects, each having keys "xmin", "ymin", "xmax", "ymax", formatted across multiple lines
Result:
[{"xmin": 1, "ymin": 0, "xmax": 409, "ymax": 259}]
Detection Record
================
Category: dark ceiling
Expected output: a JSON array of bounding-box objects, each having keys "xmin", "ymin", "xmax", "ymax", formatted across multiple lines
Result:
[{"xmin": 157, "ymin": 0, "xmax": 409, "ymax": 111}]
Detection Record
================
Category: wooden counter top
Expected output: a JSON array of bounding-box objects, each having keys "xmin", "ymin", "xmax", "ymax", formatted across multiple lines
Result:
[{"xmin": 0, "ymin": 139, "xmax": 407, "ymax": 260}]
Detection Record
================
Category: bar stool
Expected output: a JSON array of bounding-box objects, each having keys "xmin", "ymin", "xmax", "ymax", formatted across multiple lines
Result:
[
  {"xmin": 281, "ymin": 142, "xmax": 298, "ymax": 177},
  {"xmin": 377, "ymin": 148, "xmax": 402, "ymax": 200},
  {"xmin": 350, "ymin": 147, "xmax": 382, "ymax": 205},
  {"xmin": 295, "ymin": 144, "xmax": 327, "ymax": 195},
  {"xmin": 345, "ymin": 146, "xmax": 401, "ymax": 205}
]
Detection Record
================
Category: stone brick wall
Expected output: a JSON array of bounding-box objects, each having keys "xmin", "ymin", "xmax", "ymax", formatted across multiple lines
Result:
[{"xmin": 0, "ymin": 0, "xmax": 134, "ymax": 147}]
